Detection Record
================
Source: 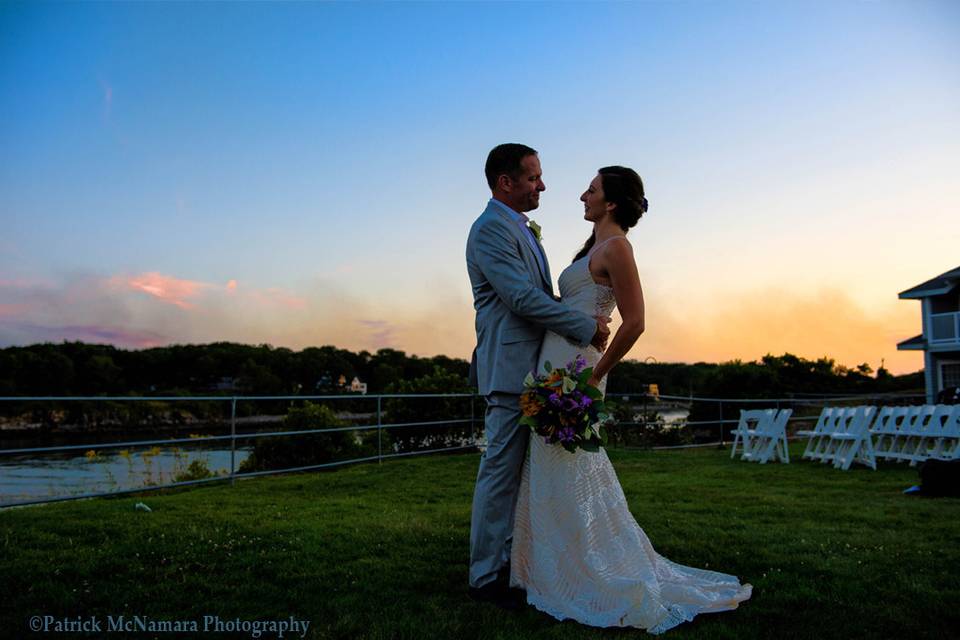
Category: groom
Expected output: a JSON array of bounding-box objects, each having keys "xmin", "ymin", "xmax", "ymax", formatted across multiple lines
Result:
[{"xmin": 465, "ymin": 143, "xmax": 610, "ymax": 608}]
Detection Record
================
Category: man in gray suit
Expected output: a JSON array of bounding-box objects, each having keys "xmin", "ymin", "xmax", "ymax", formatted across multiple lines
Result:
[{"xmin": 466, "ymin": 143, "xmax": 610, "ymax": 608}]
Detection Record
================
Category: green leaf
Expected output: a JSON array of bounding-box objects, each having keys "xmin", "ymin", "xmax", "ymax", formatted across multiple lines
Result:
[
  {"xmin": 543, "ymin": 360, "xmax": 553, "ymax": 374},
  {"xmin": 562, "ymin": 376, "xmax": 577, "ymax": 394},
  {"xmin": 523, "ymin": 372, "xmax": 536, "ymax": 388}
]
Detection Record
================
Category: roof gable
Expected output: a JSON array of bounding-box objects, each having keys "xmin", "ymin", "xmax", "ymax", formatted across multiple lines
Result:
[{"xmin": 899, "ymin": 265, "xmax": 960, "ymax": 299}]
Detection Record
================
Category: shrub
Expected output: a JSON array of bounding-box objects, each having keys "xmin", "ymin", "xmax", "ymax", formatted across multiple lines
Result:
[{"xmin": 238, "ymin": 402, "xmax": 372, "ymax": 472}]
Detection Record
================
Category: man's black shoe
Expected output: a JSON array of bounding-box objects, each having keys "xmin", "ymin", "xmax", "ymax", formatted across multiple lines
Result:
[{"xmin": 468, "ymin": 581, "xmax": 525, "ymax": 610}]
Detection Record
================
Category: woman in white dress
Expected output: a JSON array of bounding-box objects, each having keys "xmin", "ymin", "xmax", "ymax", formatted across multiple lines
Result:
[{"xmin": 510, "ymin": 166, "xmax": 752, "ymax": 634}]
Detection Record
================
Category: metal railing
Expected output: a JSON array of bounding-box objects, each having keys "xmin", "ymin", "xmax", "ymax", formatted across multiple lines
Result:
[
  {"xmin": 0, "ymin": 390, "xmax": 927, "ymax": 508},
  {"xmin": 931, "ymin": 311, "xmax": 960, "ymax": 344}
]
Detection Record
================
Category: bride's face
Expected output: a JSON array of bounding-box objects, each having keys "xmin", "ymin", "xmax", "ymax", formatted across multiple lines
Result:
[{"xmin": 581, "ymin": 175, "xmax": 612, "ymax": 222}]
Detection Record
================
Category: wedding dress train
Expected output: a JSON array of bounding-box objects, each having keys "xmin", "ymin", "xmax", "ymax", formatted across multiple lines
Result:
[{"xmin": 510, "ymin": 239, "xmax": 752, "ymax": 634}]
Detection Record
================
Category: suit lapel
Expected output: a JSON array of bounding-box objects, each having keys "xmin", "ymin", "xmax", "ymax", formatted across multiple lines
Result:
[
  {"xmin": 490, "ymin": 205, "xmax": 552, "ymax": 291},
  {"xmin": 532, "ymin": 231, "xmax": 552, "ymax": 286}
]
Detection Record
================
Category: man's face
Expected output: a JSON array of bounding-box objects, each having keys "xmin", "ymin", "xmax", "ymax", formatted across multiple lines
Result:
[{"xmin": 508, "ymin": 154, "xmax": 546, "ymax": 213}]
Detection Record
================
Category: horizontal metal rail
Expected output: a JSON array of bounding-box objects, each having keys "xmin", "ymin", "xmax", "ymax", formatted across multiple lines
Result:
[
  {"xmin": 622, "ymin": 392, "xmax": 924, "ymax": 403},
  {"xmin": 0, "ymin": 419, "xmax": 477, "ymax": 456},
  {"xmin": 0, "ymin": 393, "xmax": 477, "ymax": 402}
]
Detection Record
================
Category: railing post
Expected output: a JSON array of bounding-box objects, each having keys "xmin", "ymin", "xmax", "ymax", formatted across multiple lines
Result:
[
  {"xmin": 230, "ymin": 397, "xmax": 237, "ymax": 487},
  {"xmin": 718, "ymin": 400, "xmax": 724, "ymax": 447},
  {"xmin": 377, "ymin": 395, "xmax": 382, "ymax": 465}
]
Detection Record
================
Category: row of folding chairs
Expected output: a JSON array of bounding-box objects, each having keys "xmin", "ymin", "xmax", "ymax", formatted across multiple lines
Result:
[
  {"xmin": 730, "ymin": 408, "xmax": 793, "ymax": 464},
  {"xmin": 798, "ymin": 406, "xmax": 878, "ymax": 471},
  {"xmin": 799, "ymin": 404, "xmax": 960, "ymax": 470},
  {"xmin": 872, "ymin": 404, "xmax": 960, "ymax": 464}
]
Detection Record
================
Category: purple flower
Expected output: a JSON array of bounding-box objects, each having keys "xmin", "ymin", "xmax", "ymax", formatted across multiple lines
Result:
[
  {"xmin": 549, "ymin": 392, "xmax": 562, "ymax": 406},
  {"xmin": 567, "ymin": 355, "xmax": 588, "ymax": 376},
  {"xmin": 561, "ymin": 396, "xmax": 579, "ymax": 412},
  {"xmin": 557, "ymin": 426, "xmax": 576, "ymax": 443},
  {"xmin": 579, "ymin": 395, "xmax": 593, "ymax": 409}
]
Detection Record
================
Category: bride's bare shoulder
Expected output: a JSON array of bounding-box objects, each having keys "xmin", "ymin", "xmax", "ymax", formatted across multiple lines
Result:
[{"xmin": 593, "ymin": 236, "xmax": 635, "ymax": 269}]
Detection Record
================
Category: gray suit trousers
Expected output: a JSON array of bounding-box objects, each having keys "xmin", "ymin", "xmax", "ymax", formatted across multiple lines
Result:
[{"xmin": 469, "ymin": 392, "xmax": 529, "ymax": 588}]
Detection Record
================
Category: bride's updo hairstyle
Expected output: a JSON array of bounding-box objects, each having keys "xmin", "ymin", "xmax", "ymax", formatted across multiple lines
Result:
[{"xmin": 573, "ymin": 166, "xmax": 648, "ymax": 263}]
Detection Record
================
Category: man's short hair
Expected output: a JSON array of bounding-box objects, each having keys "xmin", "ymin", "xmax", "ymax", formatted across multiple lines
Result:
[{"xmin": 485, "ymin": 143, "xmax": 537, "ymax": 190}]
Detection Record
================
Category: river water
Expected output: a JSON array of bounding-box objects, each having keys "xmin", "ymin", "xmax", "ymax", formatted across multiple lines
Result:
[{"xmin": 0, "ymin": 440, "xmax": 253, "ymax": 506}]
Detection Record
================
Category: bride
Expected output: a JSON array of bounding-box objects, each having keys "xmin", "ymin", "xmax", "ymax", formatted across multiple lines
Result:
[{"xmin": 510, "ymin": 166, "xmax": 752, "ymax": 634}]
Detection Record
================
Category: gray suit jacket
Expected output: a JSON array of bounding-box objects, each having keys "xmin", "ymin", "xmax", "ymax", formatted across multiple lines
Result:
[{"xmin": 466, "ymin": 201, "xmax": 596, "ymax": 395}]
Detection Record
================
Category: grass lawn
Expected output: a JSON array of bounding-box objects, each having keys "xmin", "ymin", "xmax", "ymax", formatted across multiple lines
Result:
[{"xmin": 1, "ymin": 443, "xmax": 958, "ymax": 639}]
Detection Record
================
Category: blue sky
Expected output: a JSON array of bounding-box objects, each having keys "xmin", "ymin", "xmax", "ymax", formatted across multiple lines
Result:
[{"xmin": 1, "ymin": 1, "xmax": 958, "ymax": 373}]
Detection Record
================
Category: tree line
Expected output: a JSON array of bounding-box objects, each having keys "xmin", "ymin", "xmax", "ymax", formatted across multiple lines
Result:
[{"xmin": 0, "ymin": 341, "xmax": 921, "ymax": 399}]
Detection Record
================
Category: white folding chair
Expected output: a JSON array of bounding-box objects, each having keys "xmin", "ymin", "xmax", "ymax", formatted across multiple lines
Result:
[
  {"xmin": 742, "ymin": 408, "xmax": 793, "ymax": 464},
  {"xmin": 935, "ymin": 405, "xmax": 960, "ymax": 459},
  {"xmin": 892, "ymin": 405, "xmax": 936, "ymax": 464},
  {"xmin": 830, "ymin": 406, "xmax": 878, "ymax": 471},
  {"xmin": 730, "ymin": 409, "xmax": 776, "ymax": 460},
  {"xmin": 872, "ymin": 406, "xmax": 908, "ymax": 461},
  {"xmin": 910, "ymin": 405, "xmax": 954, "ymax": 464},
  {"xmin": 798, "ymin": 408, "xmax": 838, "ymax": 461},
  {"xmin": 805, "ymin": 407, "xmax": 852, "ymax": 463}
]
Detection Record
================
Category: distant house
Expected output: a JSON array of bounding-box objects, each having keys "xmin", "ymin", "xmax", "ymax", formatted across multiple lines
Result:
[
  {"xmin": 211, "ymin": 377, "xmax": 239, "ymax": 392},
  {"xmin": 898, "ymin": 265, "xmax": 960, "ymax": 403},
  {"xmin": 349, "ymin": 376, "xmax": 368, "ymax": 395}
]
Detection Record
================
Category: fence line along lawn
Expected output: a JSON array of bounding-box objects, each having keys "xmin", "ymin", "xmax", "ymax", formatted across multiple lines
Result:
[{"xmin": 1, "ymin": 443, "xmax": 957, "ymax": 639}]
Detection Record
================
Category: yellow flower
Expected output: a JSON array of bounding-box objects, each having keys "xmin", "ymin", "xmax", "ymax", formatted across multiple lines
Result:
[
  {"xmin": 84, "ymin": 450, "xmax": 98, "ymax": 460},
  {"xmin": 520, "ymin": 391, "xmax": 544, "ymax": 417}
]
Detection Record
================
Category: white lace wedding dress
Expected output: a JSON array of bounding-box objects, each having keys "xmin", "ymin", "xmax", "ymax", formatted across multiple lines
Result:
[{"xmin": 510, "ymin": 240, "xmax": 752, "ymax": 634}]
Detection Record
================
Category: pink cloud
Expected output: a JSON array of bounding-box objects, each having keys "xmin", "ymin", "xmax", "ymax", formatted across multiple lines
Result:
[
  {"xmin": 359, "ymin": 319, "xmax": 397, "ymax": 348},
  {"xmin": 115, "ymin": 272, "xmax": 212, "ymax": 309},
  {"xmin": 3, "ymin": 322, "xmax": 167, "ymax": 349}
]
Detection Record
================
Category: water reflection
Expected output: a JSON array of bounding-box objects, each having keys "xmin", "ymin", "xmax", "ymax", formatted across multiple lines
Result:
[{"xmin": 0, "ymin": 444, "xmax": 252, "ymax": 505}]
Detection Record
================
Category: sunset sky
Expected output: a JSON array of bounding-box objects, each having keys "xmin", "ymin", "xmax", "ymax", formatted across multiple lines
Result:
[{"xmin": 1, "ymin": 1, "xmax": 958, "ymax": 375}]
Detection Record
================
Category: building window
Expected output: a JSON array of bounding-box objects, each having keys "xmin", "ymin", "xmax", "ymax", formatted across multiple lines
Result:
[{"xmin": 942, "ymin": 363, "xmax": 960, "ymax": 390}]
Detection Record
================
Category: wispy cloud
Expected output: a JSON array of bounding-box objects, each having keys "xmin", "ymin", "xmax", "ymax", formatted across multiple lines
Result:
[
  {"xmin": 359, "ymin": 320, "xmax": 397, "ymax": 348},
  {"xmin": 4, "ymin": 322, "xmax": 166, "ymax": 348},
  {"xmin": 0, "ymin": 271, "xmax": 321, "ymax": 350},
  {"xmin": 111, "ymin": 272, "xmax": 212, "ymax": 309}
]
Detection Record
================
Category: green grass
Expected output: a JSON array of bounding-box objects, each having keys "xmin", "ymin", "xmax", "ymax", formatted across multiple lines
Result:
[{"xmin": 2, "ymin": 443, "xmax": 958, "ymax": 639}]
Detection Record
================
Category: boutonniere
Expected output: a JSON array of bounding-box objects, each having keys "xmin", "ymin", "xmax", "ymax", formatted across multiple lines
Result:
[{"xmin": 527, "ymin": 219, "xmax": 542, "ymax": 241}]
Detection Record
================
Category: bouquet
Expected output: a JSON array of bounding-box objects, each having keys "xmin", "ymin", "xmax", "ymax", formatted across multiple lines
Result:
[{"xmin": 519, "ymin": 355, "xmax": 613, "ymax": 453}]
